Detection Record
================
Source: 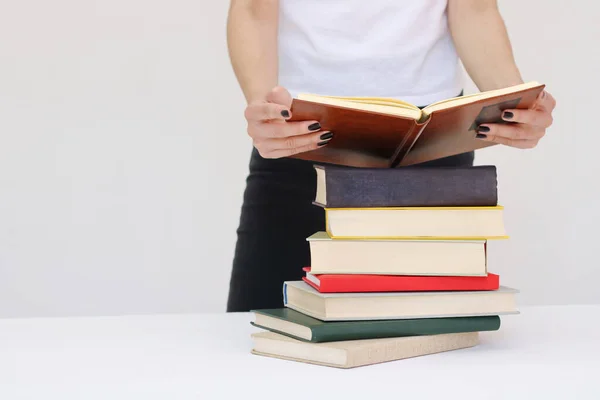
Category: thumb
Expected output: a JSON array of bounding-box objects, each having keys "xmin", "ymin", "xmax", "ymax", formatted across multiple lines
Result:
[
  {"xmin": 532, "ymin": 89, "xmax": 546, "ymax": 110},
  {"xmin": 266, "ymin": 86, "xmax": 293, "ymax": 108}
]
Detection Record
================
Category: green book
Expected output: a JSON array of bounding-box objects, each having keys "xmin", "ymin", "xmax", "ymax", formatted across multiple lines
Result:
[{"xmin": 251, "ymin": 308, "xmax": 501, "ymax": 343}]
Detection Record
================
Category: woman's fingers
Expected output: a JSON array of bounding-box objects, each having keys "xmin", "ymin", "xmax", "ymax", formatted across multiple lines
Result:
[
  {"xmin": 255, "ymin": 130, "xmax": 333, "ymax": 158},
  {"xmin": 499, "ymin": 108, "xmax": 553, "ymax": 129},
  {"xmin": 478, "ymin": 123, "xmax": 545, "ymax": 141},
  {"xmin": 243, "ymin": 86, "xmax": 330, "ymax": 158},
  {"xmin": 266, "ymin": 142, "xmax": 326, "ymax": 159},
  {"xmin": 476, "ymin": 122, "xmax": 542, "ymax": 148},
  {"xmin": 477, "ymin": 134, "xmax": 539, "ymax": 149},
  {"xmin": 534, "ymin": 90, "xmax": 557, "ymax": 113},
  {"xmin": 248, "ymin": 119, "xmax": 323, "ymax": 140},
  {"xmin": 266, "ymin": 86, "xmax": 294, "ymax": 109},
  {"xmin": 264, "ymin": 120, "xmax": 323, "ymax": 138},
  {"xmin": 244, "ymin": 102, "xmax": 291, "ymax": 122}
]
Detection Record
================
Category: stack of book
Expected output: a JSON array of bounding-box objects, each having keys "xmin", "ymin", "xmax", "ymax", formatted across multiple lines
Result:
[{"xmin": 250, "ymin": 164, "xmax": 519, "ymax": 368}]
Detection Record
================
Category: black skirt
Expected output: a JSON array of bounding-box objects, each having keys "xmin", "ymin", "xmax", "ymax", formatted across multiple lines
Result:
[{"xmin": 225, "ymin": 147, "xmax": 475, "ymax": 312}]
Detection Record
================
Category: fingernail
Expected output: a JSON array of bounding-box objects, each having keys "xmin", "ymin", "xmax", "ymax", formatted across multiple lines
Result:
[
  {"xmin": 281, "ymin": 110, "xmax": 290, "ymax": 118},
  {"xmin": 308, "ymin": 122, "xmax": 321, "ymax": 131},
  {"xmin": 503, "ymin": 111, "xmax": 514, "ymax": 120},
  {"xmin": 476, "ymin": 133, "xmax": 487, "ymax": 139},
  {"xmin": 319, "ymin": 132, "xmax": 333, "ymax": 140},
  {"xmin": 317, "ymin": 140, "xmax": 329, "ymax": 147},
  {"xmin": 477, "ymin": 125, "xmax": 490, "ymax": 133}
]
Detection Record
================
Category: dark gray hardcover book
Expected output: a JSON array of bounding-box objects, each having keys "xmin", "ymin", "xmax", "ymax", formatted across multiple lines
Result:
[{"xmin": 314, "ymin": 164, "xmax": 497, "ymax": 208}]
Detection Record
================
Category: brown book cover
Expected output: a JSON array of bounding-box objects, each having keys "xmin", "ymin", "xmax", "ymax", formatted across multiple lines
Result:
[{"xmin": 288, "ymin": 82, "xmax": 545, "ymax": 168}]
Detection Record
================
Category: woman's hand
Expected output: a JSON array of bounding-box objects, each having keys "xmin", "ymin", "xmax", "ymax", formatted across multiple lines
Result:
[
  {"xmin": 476, "ymin": 90, "xmax": 556, "ymax": 149},
  {"xmin": 244, "ymin": 86, "xmax": 332, "ymax": 159}
]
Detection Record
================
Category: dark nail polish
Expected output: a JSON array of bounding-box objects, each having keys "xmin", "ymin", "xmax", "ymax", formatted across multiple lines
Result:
[
  {"xmin": 317, "ymin": 140, "xmax": 329, "ymax": 147},
  {"xmin": 476, "ymin": 133, "xmax": 487, "ymax": 139},
  {"xmin": 281, "ymin": 110, "xmax": 290, "ymax": 118},
  {"xmin": 308, "ymin": 122, "xmax": 321, "ymax": 131},
  {"xmin": 503, "ymin": 111, "xmax": 514, "ymax": 120},
  {"xmin": 319, "ymin": 132, "xmax": 333, "ymax": 140},
  {"xmin": 477, "ymin": 125, "xmax": 490, "ymax": 133}
]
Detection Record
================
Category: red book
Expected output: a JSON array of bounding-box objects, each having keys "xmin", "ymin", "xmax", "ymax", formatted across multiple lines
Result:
[{"xmin": 302, "ymin": 267, "xmax": 500, "ymax": 293}]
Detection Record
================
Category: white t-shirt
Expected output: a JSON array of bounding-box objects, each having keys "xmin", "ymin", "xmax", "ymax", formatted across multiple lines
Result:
[{"xmin": 277, "ymin": 0, "xmax": 463, "ymax": 106}]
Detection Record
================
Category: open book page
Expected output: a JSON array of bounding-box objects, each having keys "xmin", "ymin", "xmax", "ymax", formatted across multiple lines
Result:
[
  {"xmin": 296, "ymin": 81, "xmax": 540, "ymax": 121},
  {"xmin": 296, "ymin": 93, "xmax": 422, "ymax": 120},
  {"xmin": 422, "ymin": 81, "xmax": 541, "ymax": 115}
]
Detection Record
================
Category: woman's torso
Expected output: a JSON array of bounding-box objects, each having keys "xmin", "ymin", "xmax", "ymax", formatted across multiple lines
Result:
[{"xmin": 277, "ymin": 0, "xmax": 462, "ymax": 106}]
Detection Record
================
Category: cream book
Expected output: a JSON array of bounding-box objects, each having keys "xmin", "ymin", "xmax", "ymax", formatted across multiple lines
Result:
[
  {"xmin": 251, "ymin": 331, "xmax": 479, "ymax": 369},
  {"xmin": 324, "ymin": 206, "xmax": 507, "ymax": 240},
  {"xmin": 307, "ymin": 232, "xmax": 487, "ymax": 276},
  {"xmin": 283, "ymin": 281, "xmax": 519, "ymax": 321}
]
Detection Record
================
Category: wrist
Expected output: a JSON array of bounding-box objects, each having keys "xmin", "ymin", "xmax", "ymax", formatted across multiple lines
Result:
[
  {"xmin": 244, "ymin": 82, "xmax": 279, "ymax": 105},
  {"xmin": 477, "ymin": 70, "xmax": 524, "ymax": 91}
]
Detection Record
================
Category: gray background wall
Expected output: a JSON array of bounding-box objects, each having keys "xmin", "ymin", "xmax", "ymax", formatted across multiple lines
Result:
[{"xmin": 0, "ymin": 0, "xmax": 597, "ymax": 318}]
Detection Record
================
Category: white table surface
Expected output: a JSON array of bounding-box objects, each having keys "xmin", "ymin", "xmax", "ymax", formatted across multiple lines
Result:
[{"xmin": 1, "ymin": 305, "xmax": 599, "ymax": 400}]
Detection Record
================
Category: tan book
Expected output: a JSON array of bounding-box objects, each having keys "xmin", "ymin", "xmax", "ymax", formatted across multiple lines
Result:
[
  {"xmin": 307, "ymin": 232, "xmax": 487, "ymax": 276},
  {"xmin": 251, "ymin": 331, "xmax": 479, "ymax": 369},
  {"xmin": 283, "ymin": 281, "xmax": 519, "ymax": 321},
  {"xmin": 324, "ymin": 206, "xmax": 507, "ymax": 240}
]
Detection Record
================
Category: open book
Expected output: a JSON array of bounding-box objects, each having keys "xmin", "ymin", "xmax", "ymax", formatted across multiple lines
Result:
[{"xmin": 288, "ymin": 82, "xmax": 545, "ymax": 167}]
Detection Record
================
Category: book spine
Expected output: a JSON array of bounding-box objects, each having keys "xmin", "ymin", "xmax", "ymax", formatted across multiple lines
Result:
[
  {"xmin": 323, "ymin": 166, "xmax": 498, "ymax": 208},
  {"xmin": 345, "ymin": 332, "xmax": 479, "ymax": 368},
  {"xmin": 390, "ymin": 117, "xmax": 430, "ymax": 167},
  {"xmin": 282, "ymin": 283, "xmax": 288, "ymax": 306},
  {"xmin": 310, "ymin": 316, "xmax": 500, "ymax": 343},
  {"xmin": 306, "ymin": 274, "xmax": 500, "ymax": 293}
]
